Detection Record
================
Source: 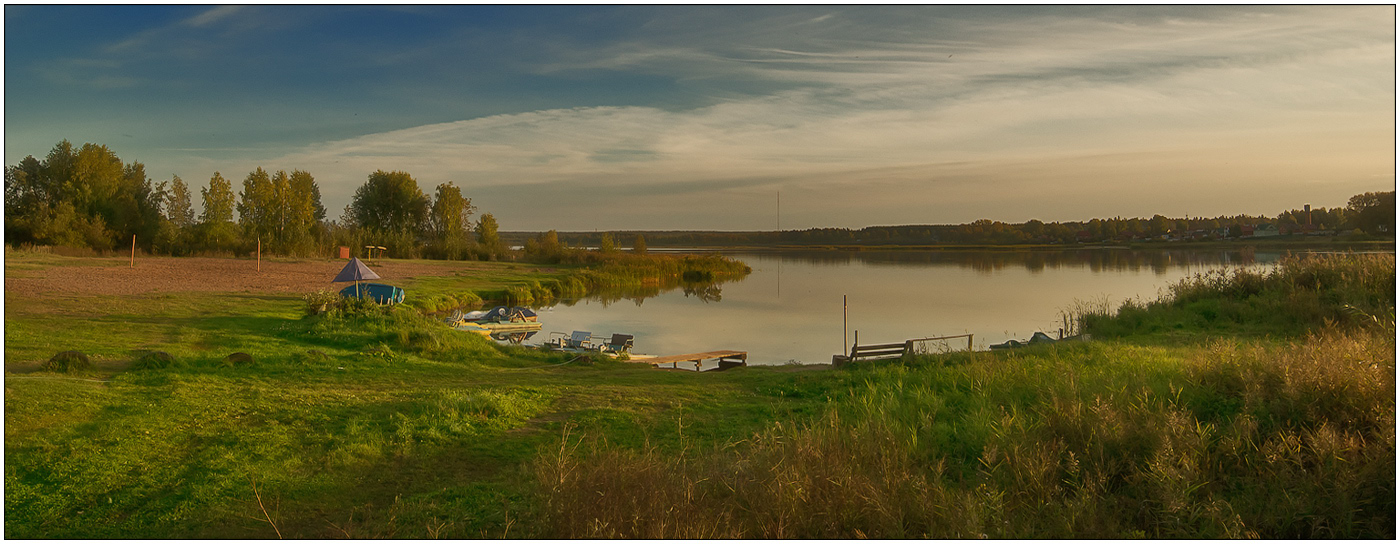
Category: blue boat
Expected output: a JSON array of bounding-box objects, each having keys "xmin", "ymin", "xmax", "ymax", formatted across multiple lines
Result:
[{"xmin": 339, "ymin": 283, "xmax": 405, "ymax": 304}]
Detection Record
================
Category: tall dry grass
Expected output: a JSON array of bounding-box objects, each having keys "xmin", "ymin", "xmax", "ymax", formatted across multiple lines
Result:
[
  {"xmin": 1083, "ymin": 252, "xmax": 1395, "ymax": 337},
  {"xmin": 536, "ymin": 326, "xmax": 1395, "ymax": 538}
]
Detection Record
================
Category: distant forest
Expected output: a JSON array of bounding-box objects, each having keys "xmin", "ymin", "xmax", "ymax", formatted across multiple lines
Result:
[
  {"xmin": 504, "ymin": 192, "xmax": 1395, "ymax": 248},
  {"xmin": 5, "ymin": 140, "xmax": 1394, "ymax": 259}
]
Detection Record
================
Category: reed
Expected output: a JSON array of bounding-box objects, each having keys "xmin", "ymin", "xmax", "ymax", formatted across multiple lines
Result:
[
  {"xmin": 536, "ymin": 326, "xmax": 1394, "ymax": 538},
  {"xmin": 1082, "ymin": 252, "xmax": 1394, "ymax": 337}
]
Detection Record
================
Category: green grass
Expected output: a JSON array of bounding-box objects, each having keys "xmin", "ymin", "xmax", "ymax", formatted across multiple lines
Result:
[
  {"xmin": 3, "ymin": 252, "xmax": 813, "ymax": 538},
  {"xmin": 1080, "ymin": 252, "xmax": 1394, "ymax": 340},
  {"xmin": 533, "ymin": 253, "xmax": 1396, "ymax": 538},
  {"xmin": 5, "ymin": 251, "xmax": 1394, "ymax": 538}
]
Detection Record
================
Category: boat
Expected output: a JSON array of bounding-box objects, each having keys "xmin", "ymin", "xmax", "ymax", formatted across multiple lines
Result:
[
  {"xmin": 491, "ymin": 330, "xmax": 540, "ymax": 344},
  {"xmin": 339, "ymin": 283, "xmax": 405, "ymax": 304},
  {"xmin": 453, "ymin": 322, "xmax": 491, "ymax": 336},
  {"xmin": 463, "ymin": 306, "xmax": 538, "ymax": 323},
  {"xmin": 542, "ymin": 331, "xmax": 648, "ymax": 359},
  {"xmin": 446, "ymin": 306, "xmax": 542, "ymax": 334}
]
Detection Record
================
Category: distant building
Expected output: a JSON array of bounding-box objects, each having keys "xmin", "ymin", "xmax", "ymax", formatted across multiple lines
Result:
[{"xmin": 1252, "ymin": 224, "xmax": 1281, "ymax": 237}]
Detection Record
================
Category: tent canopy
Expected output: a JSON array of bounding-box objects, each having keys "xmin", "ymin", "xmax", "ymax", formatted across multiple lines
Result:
[{"xmin": 332, "ymin": 257, "xmax": 381, "ymax": 282}]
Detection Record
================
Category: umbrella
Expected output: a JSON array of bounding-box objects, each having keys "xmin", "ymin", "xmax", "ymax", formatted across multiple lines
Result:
[{"xmin": 333, "ymin": 257, "xmax": 381, "ymax": 298}]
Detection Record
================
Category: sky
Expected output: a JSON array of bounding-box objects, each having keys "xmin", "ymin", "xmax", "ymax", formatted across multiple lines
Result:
[{"xmin": 4, "ymin": 5, "xmax": 1395, "ymax": 231}]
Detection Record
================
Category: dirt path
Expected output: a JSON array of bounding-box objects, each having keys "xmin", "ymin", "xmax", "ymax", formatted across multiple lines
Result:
[{"xmin": 4, "ymin": 257, "xmax": 474, "ymax": 297}]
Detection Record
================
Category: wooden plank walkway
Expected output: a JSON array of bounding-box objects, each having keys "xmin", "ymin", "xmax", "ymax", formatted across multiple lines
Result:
[
  {"xmin": 645, "ymin": 350, "xmax": 747, "ymax": 371},
  {"xmin": 833, "ymin": 334, "xmax": 974, "ymax": 367}
]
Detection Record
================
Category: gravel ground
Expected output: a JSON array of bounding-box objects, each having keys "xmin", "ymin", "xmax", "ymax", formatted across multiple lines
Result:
[{"xmin": 4, "ymin": 257, "xmax": 470, "ymax": 296}]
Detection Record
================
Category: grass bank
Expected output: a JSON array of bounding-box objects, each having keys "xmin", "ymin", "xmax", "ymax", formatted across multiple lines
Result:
[
  {"xmin": 534, "ymin": 253, "xmax": 1395, "ymax": 538},
  {"xmin": 401, "ymin": 252, "xmax": 750, "ymax": 313},
  {"xmin": 4, "ymin": 251, "xmax": 1393, "ymax": 538}
]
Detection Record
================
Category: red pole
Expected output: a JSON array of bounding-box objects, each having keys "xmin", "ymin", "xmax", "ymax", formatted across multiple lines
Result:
[
  {"xmin": 257, "ymin": 238, "xmax": 261, "ymax": 272},
  {"xmin": 130, "ymin": 234, "xmax": 136, "ymax": 268}
]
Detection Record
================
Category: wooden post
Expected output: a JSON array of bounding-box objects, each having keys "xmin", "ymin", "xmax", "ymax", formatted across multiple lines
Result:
[
  {"xmin": 130, "ymin": 234, "xmax": 136, "ymax": 268},
  {"xmin": 843, "ymin": 295, "xmax": 848, "ymax": 356},
  {"xmin": 852, "ymin": 330, "xmax": 858, "ymax": 358},
  {"xmin": 257, "ymin": 238, "xmax": 261, "ymax": 272},
  {"xmin": 968, "ymin": 334, "xmax": 974, "ymax": 352}
]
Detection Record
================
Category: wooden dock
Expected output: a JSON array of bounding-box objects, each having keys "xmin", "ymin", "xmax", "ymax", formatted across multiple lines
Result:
[
  {"xmin": 645, "ymin": 350, "xmax": 747, "ymax": 372},
  {"xmin": 833, "ymin": 333, "xmax": 974, "ymax": 367}
]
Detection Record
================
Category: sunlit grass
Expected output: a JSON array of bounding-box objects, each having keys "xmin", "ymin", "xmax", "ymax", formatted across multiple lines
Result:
[{"xmin": 6, "ymin": 251, "xmax": 1392, "ymax": 538}]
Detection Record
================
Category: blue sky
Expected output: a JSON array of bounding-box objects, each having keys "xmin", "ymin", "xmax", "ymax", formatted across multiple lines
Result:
[{"xmin": 5, "ymin": 5, "xmax": 1394, "ymax": 231}]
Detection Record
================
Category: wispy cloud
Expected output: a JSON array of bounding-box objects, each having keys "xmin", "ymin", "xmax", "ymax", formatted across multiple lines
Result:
[
  {"xmin": 184, "ymin": 5, "xmax": 243, "ymax": 27},
  {"xmin": 254, "ymin": 6, "xmax": 1390, "ymax": 230},
  {"xmin": 9, "ymin": 6, "xmax": 1393, "ymax": 230}
]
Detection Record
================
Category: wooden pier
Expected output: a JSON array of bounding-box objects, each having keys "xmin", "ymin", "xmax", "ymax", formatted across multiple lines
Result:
[
  {"xmin": 833, "ymin": 333, "xmax": 974, "ymax": 367},
  {"xmin": 645, "ymin": 350, "xmax": 748, "ymax": 372}
]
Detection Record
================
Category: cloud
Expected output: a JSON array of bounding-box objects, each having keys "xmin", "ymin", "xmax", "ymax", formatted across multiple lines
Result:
[
  {"xmin": 19, "ymin": 6, "xmax": 1392, "ymax": 230},
  {"xmin": 184, "ymin": 5, "xmax": 244, "ymax": 27}
]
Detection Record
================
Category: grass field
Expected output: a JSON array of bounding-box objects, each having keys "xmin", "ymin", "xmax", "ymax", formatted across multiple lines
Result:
[{"xmin": 4, "ymin": 249, "xmax": 1394, "ymax": 538}]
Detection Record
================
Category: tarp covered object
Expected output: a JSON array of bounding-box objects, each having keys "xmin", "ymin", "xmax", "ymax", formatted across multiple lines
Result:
[{"xmin": 332, "ymin": 257, "xmax": 381, "ymax": 283}]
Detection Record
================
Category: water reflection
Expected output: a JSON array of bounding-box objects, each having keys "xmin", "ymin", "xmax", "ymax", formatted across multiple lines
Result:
[
  {"xmin": 525, "ymin": 248, "xmax": 1382, "ymax": 365},
  {"xmin": 722, "ymin": 248, "xmax": 1276, "ymax": 275},
  {"xmin": 545, "ymin": 278, "xmax": 736, "ymax": 308}
]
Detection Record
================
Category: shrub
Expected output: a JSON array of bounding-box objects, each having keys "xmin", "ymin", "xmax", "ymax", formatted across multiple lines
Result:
[
  {"xmin": 131, "ymin": 351, "xmax": 180, "ymax": 370},
  {"xmin": 302, "ymin": 289, "xmax": 341, "ymax": 316},
  {"xmin": 222, "ymin": 352, "xmax": 255, "ymax": 368},
  {"xmin": 43, "ymin": 351, "xmax": 91, "ymax": 373}
]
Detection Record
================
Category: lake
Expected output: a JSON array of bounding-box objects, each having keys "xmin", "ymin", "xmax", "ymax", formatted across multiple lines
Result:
[{"xmin": 524, "ymin": 248, "xmax": 1292, "ymax": 366}]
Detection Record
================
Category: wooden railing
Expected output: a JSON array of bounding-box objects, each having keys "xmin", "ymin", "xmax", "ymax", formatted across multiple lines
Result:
[{"xmin": 833, "ymin": 332, "xmax": 974, "ymax": 367}]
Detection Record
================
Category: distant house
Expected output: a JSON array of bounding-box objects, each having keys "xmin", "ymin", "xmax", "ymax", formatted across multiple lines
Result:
[{"xmin": 1252, "ymin": 224, "xmax": 1281, "ymax": 237}]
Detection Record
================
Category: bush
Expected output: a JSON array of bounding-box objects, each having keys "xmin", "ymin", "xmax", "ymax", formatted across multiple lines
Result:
[
  {"xmin": 43, "ymin": 351, "xmax": 91, "ymax": 373},
  {"xmin": 222, "ymin": 352, "xmax": 255, "ymax": 368},
  {"xmin": 132, "ymin": 351, "xmax": 180, "ymax": 370},
  {"xmin": 302, "ymin": 289, "xmax": 341, "ymax": 316}
]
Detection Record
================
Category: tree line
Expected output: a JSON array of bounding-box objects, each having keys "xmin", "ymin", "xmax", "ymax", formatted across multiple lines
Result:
[
  {"xmin": 6, "ymin": 140, "xmax": 1392, "ymax": 257},
  {"xmin": 4, "ymin": 140, "xmax": 507, "ymax": 260},
  {"xmin": 509, "ymin": 192, "xmax": 1394, "ymax": 248}
]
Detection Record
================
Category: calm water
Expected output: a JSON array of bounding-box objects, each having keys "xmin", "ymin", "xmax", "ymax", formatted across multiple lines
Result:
[{"xmin": 523, "ymin": 248, "xmax": 1288, "ymax": 365}]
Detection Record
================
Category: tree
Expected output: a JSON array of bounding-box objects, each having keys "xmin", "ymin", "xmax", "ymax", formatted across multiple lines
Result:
[
  {"xmin": 153, "ymin": 175, "xmax": 195, "ymax": 255},
  {"xmin": 165, "ymin": 176, "xmax": 195, "ymax": 229},
  {"xmin": 524, "ymin": 229, "xmax": 563, "ymax": 262},
  {"xmin": 1345, "ymin": 191, "xmax": 1395, "ymax": 235},
  {"xmin": 425, "ymin": 182, "xmax": 475, "ymax": 260},
  {"xmin": 633, "ymin": 234, "xmax": 648, "ymax": 254},
  {"xmin": 429, "ymin": 182, "xmax": 475, "ymax": 238},
  {"xmin": 202, "ymin": 172, "xmax": 236, "ymax": 224},
  {"xmin": 232, "ymin": 168, "xmax": 323, "ymax": 254},
  {"xmin": 599, "ymin": 232, "xmax": 616, "ymax": 252},
  {"xmin": 349, "ymin": 170, "xmax": 429, "ymax": 234},
  {"xmin": 475, "ymin": 213, "xmax": 503, "ymax": 260},
  {"xmin": 1148, "ymin": 215, "xmax": 1170, "ymax": 237},
  {"xmin": 236, "ymin": 167, "xmax": 274, "ymax": 244},
  {"xmin": 290, "ymin": 169, "xmax": 325, "ymax": 223},
  {"xmin": 3, "ymin": 140, "xmax": 161, "ymax": 250},
  {"xmin": 199, "ymin": 172, "xmax": 239, "ymax": 251}
]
